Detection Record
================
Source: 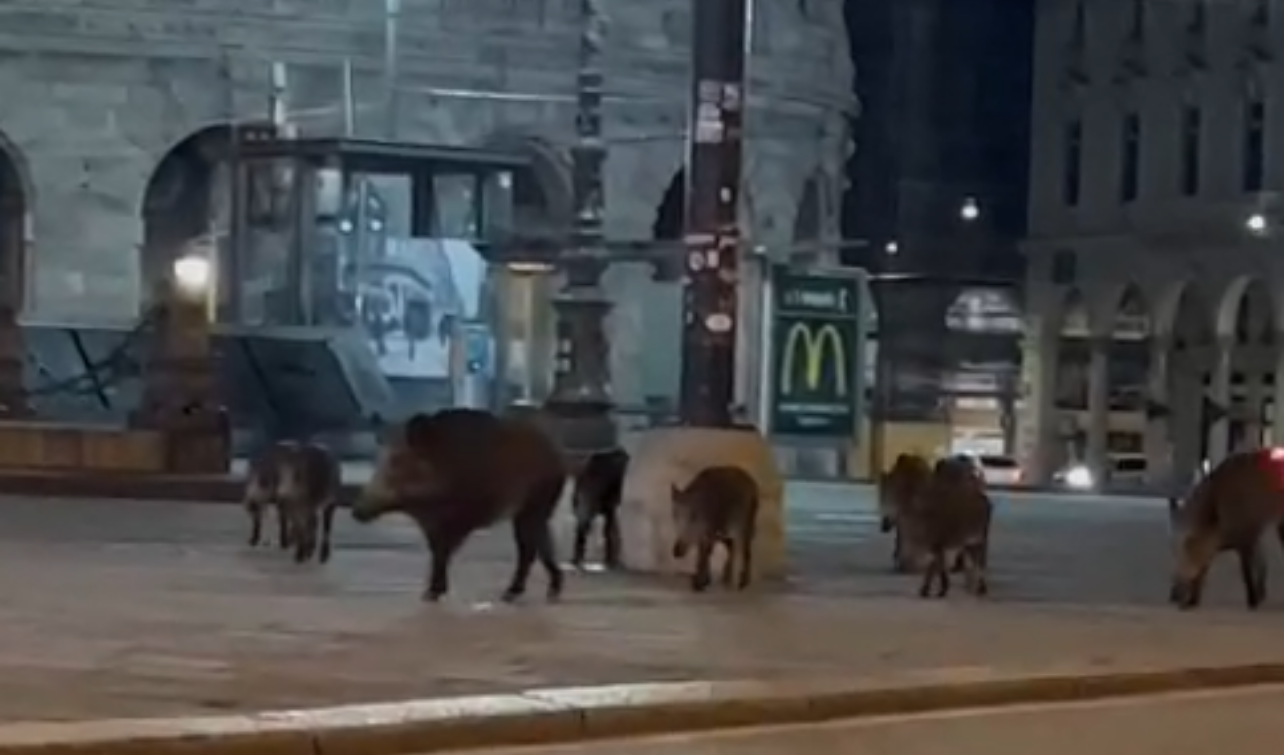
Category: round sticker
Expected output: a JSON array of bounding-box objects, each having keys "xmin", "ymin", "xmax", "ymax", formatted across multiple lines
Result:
[
  {"xmin": 705, "ymin": 313, "xmax": 733, "ymax": 332},
  {"xmin": 687, "ymin": 251, "xmax": 705, "ymax": 271}
]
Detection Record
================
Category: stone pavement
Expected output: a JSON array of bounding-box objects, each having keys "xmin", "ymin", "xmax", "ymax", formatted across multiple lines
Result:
[{"xmin": 1, "ymin": 494, "xmax": 1284, "ymax": 723}]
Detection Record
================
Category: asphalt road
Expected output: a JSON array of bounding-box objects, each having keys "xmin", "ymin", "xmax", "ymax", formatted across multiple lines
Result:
[
  {"xmin": 468, "ymin": 685, "xmax": 1284, "ymax": 755},
  {"xmin": 0, "ymin": 482, "xmax": 1266, "ymax": 611}
]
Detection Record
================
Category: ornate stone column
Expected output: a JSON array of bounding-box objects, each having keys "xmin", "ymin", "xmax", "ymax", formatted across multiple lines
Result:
[
  {"xmin": 1143, "ymin": 334, "xmax": 1172, "ymax": 487},
  {"xmin": 1084, "ymin": 336, "xmax": 1110, "ymax": 479},
  {"xmin": 1016, "ymin": 318, "xmax": 1059, "ymax": 484},
  {"xmin": 1205, "ymin": 337, "xmax": 1232, "ymax": 464}
]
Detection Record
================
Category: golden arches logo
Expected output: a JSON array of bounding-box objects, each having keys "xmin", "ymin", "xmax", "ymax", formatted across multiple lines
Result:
[{"xmin": 779, "ymin": 323, "xmax": 846, "ymax": 396}]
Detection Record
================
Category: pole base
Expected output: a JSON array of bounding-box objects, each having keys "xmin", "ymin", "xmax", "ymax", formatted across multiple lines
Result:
[
  {"xmin": 541, "ymin": 399, "xmax": 617, "ymax": 467},
  {"xmin": 617, "ymin": 425, "xmax": 785, "ymax": 580}
]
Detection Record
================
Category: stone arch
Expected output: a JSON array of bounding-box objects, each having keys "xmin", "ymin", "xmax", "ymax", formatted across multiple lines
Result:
[
  {"xmin": 793, "ymin": 173, "xmax": 822, "ymax": 241},
  {"xmin": 1216, "ymin": 275, "xmax": 1274, "ymax": 345},
  {"xmin": 0, "ymin": 130, "xmax": 31, "ymax": 309},
  {"xmin": 1059, "ymin": 288, "xmax": 1089, "ymax": 338},
  {"xmin": 653, "ymin": 169, "xmax": 684, "ymax": 241},
  {"xmin": 139, "ymin": 124, "xmax": 232, "ymax": 303},
  {"xmin": 1110, "ymin": 283, "xmax": 1150, "ymax": 341},
  {"xmin": 478, "ymin": 133, "xmax": 573, "ymax": 237},
  {"xmin": 1170, "ymin": 284, "xmax": 1214, "ymax": 350}
]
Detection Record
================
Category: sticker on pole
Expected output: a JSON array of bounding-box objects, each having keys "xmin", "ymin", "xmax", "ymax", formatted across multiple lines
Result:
[
  {"xmin": 687, "ymin": 251, "xmax": 706, "ymax": 271},
  {"xmin": 705, "ymin": 313, "xmax": 733, "ymax": 333}
]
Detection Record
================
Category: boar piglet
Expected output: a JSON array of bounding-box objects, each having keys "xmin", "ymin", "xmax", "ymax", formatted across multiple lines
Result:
[
  {"xmin": 670, "ymin": 465, "xmax": 759, "ymax": 592},
  {"xmin": 572, "ymin": 448, "xmax": 630, "ymax": 569},
  {"xmin": 1168, "ymin": 449, "xmax": 1284, "ymax": 610},
  {"xmin": 900, "ymin": 456, "xmax": 992, "ymax": 599},
  {"xmin": 276, "ymin": 442, "xmax": 343, "ymax": 564},
  {"xmin": 877, "ymin": 452, "xmax": 933, "ymax": 572},
  {"xmin": 351, "ymin": 408, "xmax": 567, "ymax": 602},
  {"xmin": 243, "ymin": 441, "xmax": 298, "ymax": 550}
]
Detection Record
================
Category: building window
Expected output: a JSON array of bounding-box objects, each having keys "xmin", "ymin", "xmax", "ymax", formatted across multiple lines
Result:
[
  {"xmin": 1181, "ymin": 106, "xmax": 1202, "ymax": 196},
  {"xmin": 1120, "ymin": 113, "xmax": 1141, "ymax": 203},
  {"xmin": 1251, "ymin": 0, "xmax": 1269, "ymax": 27},
  {"xmin": 1069, "ymin": 0, "xmax": 1086, "ymax": 51},
  {"xmin": 1243, "ymin": 99, "xmax": 1266, "ymax": 192},
  {"xmin": 1062, "ymin": 119, "xmax": 1083, "ymax": 207},
  {"xmin": 1128, "ymin": 0, "xmax": 1146, "ymax": 41}
]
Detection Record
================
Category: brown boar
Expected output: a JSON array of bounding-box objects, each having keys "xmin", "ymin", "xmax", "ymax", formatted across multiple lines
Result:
[
  {"xmin": 276, "ymin": 442, "xmax": 343, "ymax": 564},
  {"xmin": 900, "ymin": 456, "xmax": 993, "ymax": 599},
  {"xmin": 571, "ymin": 448, "xmax": 629, "ymax": 570},
  {"xmin": 351, "ymin": 408, "xmax": 567, "ymax": 602},
  {"xmin": 1168, "ymin": 449, "xmax": 1284, "ymax": 610},
  {"xmin": 243, "ymin": 441, "xmax": 297, "ymax": 550},
  {"xmin": 878, "ymin": 453, "xmax": 933, "ymax": 572},
  {"xmin": 671, "ymin": 465, "xmax": 759, "ymax": 592}
]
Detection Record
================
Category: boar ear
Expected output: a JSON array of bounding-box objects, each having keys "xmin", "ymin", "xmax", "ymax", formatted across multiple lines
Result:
[{"xmin": 403, "ymin": 412, "xmax": 436, "ymax": 449}]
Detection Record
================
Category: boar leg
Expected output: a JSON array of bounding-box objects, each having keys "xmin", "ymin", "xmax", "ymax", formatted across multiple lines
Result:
[
  {"xmin": 292, "ymin": 511, "xmax": 317, "ymax": 564},
  {"xmin": 692, "ymin": 540, "xmax": 715, "ymax": 592},
  {"xmin": 737, "ymin": 535, "xmax": 754, "ymax": 590},
  {"xmin": 1237, "ymin": 542, "xmax": 1267, "ymax": 610},
  {"xmin": 424, "ymin": 530, "xmax": 466, "ymax": 601},
  {"xmin": 602, "ymin": 509, "xmax": 623, "ymax": 570},
  {"xmin": 571, "ymin": 514, "xmax": 592, "ymax": 568},
  {"xmin": 247, "ymin": 504, "xmax": 263, "ymax": 547},
  {"xmin": 503, "ymin": 515, "xmax": 543, "ymax": 602},
  {"xmin": 318, "ymin": 503, "xmax": 336, "ymax": 564},
  {"xmin": 275, "ymin": 505, "xmax": 293, "ymax": 550},
  {"xmin": 720, "ymin": 539, "xmax": 737, "ymax": 588},
  {"xmin": 536, "ymin": 524, "xmax": 564, "ymax": 600}
]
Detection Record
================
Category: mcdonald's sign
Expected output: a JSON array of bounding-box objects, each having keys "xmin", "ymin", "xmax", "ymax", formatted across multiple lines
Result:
[
  {"xmin": 779, "ymin": 322, "xmax": 847, "ymax": 398},
  {"xmin": 770, "ymin": 266, "xmax": 867, "ymax": 439}
]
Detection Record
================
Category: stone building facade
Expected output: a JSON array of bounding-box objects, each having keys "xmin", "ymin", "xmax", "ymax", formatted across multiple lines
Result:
[
  {"xmin": 0, "ymin": 0, "xmax": 854, "ymax": 415},
  {"xmin": 1019, "ymin": 0, "xmax": 1284, "ymax": 485}
]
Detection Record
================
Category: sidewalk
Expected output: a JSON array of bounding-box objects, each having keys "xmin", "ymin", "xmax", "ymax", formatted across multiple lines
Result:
[{"xmin": 2, "ymin": 516, "xmax": 1284, "ymax": 723}]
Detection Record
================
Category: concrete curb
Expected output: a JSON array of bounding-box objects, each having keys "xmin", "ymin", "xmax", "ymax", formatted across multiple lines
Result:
[{"xmin": 3, "ymin": 663, "xmax": 1284, "ymax": 755}]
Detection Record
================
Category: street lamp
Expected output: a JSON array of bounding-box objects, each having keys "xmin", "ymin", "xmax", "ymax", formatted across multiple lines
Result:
[
  {"xmin": 1246, "ymin": 212, "xmax": 1268, "ymax": 235},
  {"xmin": 172, "ymin": 254, "xmax": 212, "ymax": 298},
  {"xmin": 960, "ymin": 197, "xmax": 980, "ymax": 221}
]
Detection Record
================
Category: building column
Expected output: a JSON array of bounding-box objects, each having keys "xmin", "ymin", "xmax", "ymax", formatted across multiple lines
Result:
[
  {"xmin": 1143, "ymin": 335, "xmax": 1171, "ymax": 487},
  {"xmin": 1170, "ymin": 360, "xmax": 1202, "ymax": 486},
  {"xmin": 1242, "ymin": 375, "xmax": 1267, "ymax": 451},
  {"xmin": 1206, "ymin": 338, "xmax": 1232, "ymax": 465},
  {"xmin": 1271, "ymin": 343, "xmax": 1284, "ymax": 447},
  {"xmin": 1085, "ymin": 336, "xmax": 1110, "ymax": 479},
  {"xmin": 1016, "ymin": 320, "xmax": 1059, "ymax": 484}
]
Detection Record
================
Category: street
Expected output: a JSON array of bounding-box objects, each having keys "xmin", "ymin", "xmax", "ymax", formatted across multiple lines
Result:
[
  {"xmin": 465, "ymin": 685, "xmax": 1284, "ymax": 755},
  {"xmin": 0, "ymin": 483, "xmax": 1282, "ymax": 721}
]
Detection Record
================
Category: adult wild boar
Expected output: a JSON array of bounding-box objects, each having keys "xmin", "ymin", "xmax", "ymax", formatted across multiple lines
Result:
[
  {"xmin": 275, "ymin": 442, "xmax": 343, "ymax": 564},
  {"xmin": 351, "ymin": 408, "xmax": 567, "ymax": 602},
  {"xmin": 878, "ymin": 453, "xmax": 933, "ymax": 572},
  {"xmin": 900, "ymin": 456, "xmax": 993, "ymax": 599},
  {"xmin": 243, "ymin": 441, "xmax": 298, "ymax": 550},
  {"xmin": 571, "ymin": 448, "xmax": 629, "ymax": 569},
  {"xmin": 1168, "ymin": 449, "xmax": 1284, "ymax": 610},
  {"xmin": 671, "ymin": 465, "xmax": 760, "ymax": 592}
]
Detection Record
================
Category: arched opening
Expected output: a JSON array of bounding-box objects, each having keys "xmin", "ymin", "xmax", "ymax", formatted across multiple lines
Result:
[
  {"xmin": 1053, "ymin": 289, "xmax": 1090, "ymax": 466},
  {"xmin": 1169, "ymin": 285, "xmax": 1215, "ymax": 475},
  {"xmin": 139, "ymin": 126, "xmax": 231, "ymax": 307},
  {"xmin": 1105, "ymin": 285, "xmax": 1150, "ymax": 464},
  {"xmin": 653, "ymin": 169, "xmax": 684, "ymax": 241},
  {"xmin": 793, "ymin": 175, "xmax": 822, "ymax": 242},
  {"xmin": 0, "ymin": 135, "xmax": 29, "ymax": 309},
  {"xmin": 1226, "ymin": 279, "xmax": 1273, "ymax": 452}
]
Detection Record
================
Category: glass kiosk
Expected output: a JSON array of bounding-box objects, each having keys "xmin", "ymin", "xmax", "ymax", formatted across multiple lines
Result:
[{"xmin": 226, "ymin": 133, "xmax": 524, "ymax": 408}]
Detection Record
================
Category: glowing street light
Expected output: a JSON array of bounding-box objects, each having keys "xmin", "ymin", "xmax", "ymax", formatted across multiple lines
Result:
[
  {"xmin": 1246, "ymin": 212, "xmax": 1268, "ymax": 235},
  {"xmin": 884, "ymin": 241, "xmax": 899, "ymax": 255},
  {"xmin": 172, "ymin": 254, "xmax": 212, "ymax": 296},
  {"xmin": 960, "ymin": 196, "xmax": 980, "ymax": 221}
]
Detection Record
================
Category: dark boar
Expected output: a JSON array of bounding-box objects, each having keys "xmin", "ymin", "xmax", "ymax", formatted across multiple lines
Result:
[
  {"xmin": 572, "ymin": 448, "xmax": 629, "ymax": 569},
  {"xmin": 351, "ymin": 408, "xmax": 567, "ymax": 602},
  {"xmin": 243, "ymin": 441, "xmax": 297, "ymax": 550},
  {"xmin": 671, "ymin": 465, "xmax": 759, "ymax": 592},
  {"xmin": 276, "ymin": 442, "xmax": 343, "ymax": 564},
  {"xmin": 1168, "ymin": 449, "xmax": 1284, "ymax": 610},
  {"xmin": 878, "ymin": 453, "xmax": 933, "ymax": 572},
  {"xmin": 900, "ymin": 456, "xmax": 993, "ymax": 599}
]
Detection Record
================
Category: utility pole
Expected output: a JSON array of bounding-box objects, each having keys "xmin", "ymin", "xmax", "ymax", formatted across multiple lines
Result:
[
  {"xmin": 677, "ymin": 0, "xmax": 749, "ymax": 427},
  {"xmin": 543, "ymin": 0, "xmax": 616, "ymax": 456}
]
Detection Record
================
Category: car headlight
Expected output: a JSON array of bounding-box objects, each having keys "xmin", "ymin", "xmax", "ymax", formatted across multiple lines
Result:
[{"xmin": 1065, "ymin": 465, "xmax": 1094, "ymax": 489}]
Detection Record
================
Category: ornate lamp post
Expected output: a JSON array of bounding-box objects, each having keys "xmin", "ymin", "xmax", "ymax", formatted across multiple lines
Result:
[{"xmin": 542, "ymin": 0, "xmax": 617, "ymax": 457}]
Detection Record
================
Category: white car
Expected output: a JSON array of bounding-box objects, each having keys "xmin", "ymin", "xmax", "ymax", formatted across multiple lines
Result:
[{"xmin": 970, "ymin": 454, "xmax": 1024, "ymax": 487}]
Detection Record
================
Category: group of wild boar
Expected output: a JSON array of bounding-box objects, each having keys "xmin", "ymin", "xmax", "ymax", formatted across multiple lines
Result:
[
  {"xmin": 880, "ymin": 446, "xmax": 1284, "ymax": 611},
  {"xmin": 244, "ymin": 407, "xmax": 761, "ymax": 601},
  {"xmin": 245, "ymin": 405, "xmax": 1284, "ymax": 612}
]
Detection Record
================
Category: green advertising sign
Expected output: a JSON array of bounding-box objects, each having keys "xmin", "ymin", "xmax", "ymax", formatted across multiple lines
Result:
[{"xmin": 769, "ymin": 266, "xmax": 867, "ymax": 439}]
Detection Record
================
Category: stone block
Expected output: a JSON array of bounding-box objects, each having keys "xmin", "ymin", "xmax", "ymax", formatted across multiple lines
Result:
[{"xmin": 617, "ymin": 425, "xmax": 785, "ymax": 580}]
